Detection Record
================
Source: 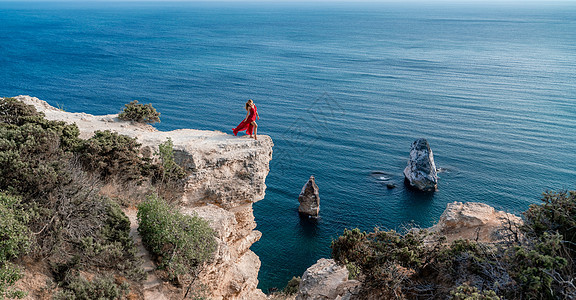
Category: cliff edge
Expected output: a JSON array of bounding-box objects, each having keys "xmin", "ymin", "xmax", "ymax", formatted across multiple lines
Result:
[{"xmin": 16, "ymin": 95, "xmax": 273, "ymax": 300}]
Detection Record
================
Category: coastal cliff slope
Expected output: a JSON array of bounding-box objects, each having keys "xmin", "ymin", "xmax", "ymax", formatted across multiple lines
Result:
[{"xmin": 16, "ymin": 95, "xmax": 273, "ymax": 300}]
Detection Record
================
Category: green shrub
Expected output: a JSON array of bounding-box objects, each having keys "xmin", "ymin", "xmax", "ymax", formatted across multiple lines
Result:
[
  {"xmin": 53, "ymin": 274, "xmax": 129, "ymax": 300},
  {"xmin": 331, "ymin": 191, "xmax": 576, "ymax": 299},
  {"xmin": 0, "ymin": 122, "xmax": 77, "ymax": 198},
  {"xmin": 153, "ymin": 138, "xmax": 188, "ymax": 202},
  {"xmin": 331, "ymin": 228, "xmax": 512, "ymax": 299},
  {"xmin": 0, "ymin": 263, "xmax": 27, "ymax": 299},
  {"xmin": 76, "ymin": 198, "xmax": 145, "ymax": 281},
  {"xmin": 0, "ymin": 192, "xmax": 31, "ymax": 299},
  {"xmin": 507, "ymin": 233, "xmax": 568, "ymax": 299},
  {"xmin": 0, "ymin": 98, "xmax": 81, "ymax": 198},
  {"xmin": 77, "ymin": 130, "xmax": 151, "ymax": 183},
  {"xmin": 0, "ymin": 193, "xmax": 32, "ymax": 262},
  {"xmin": 450, "ymin": 284, "xmax": 500, "ymax": 300},
  {"xmin": 523, "ymin": 190, "xmax": 576, "ymax": 257},
  {"xmin": 0, "ymin": 97, "xmax": 43, "ymax": 126},
  {"xmin": 0, "ymin": 97, "xmax": 81, "ymax": 150},
  {"xmin": 157, "ymin": 138, "xmax": 187, "ymax": 182},
  {"xmin": 331, "ymin": 228, "xmax": 436, "ymax": 298},
  {"xmin": 283, "ymin": 276, "xmax": 301, "ymax": 295},
  {"xmin": 137, "ymin": 195, "xmax": 216, "ymax": 280},
  {"xmin": 506, "ymin": 190, "xmax": 576, "ymax": 299},
  {"xmin": 332, "ymin": 228, "xmax": 428, "ymax": 272},
  {"xmin": 118, "ymin": 100, "xmax": 160, "ymax": 124}
]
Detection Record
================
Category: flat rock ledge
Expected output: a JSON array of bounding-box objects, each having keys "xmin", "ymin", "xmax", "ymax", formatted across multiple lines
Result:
[
  {"xmin": 430, "ymin": 201, "xmax": 523, "ymax": 243},
  {"xmin": 15, "ymin": 95, "xmax": 273, "ymax": 300},
  {"xmin": 16, "ymin": 95, "xmax": 273, "ymax": 208}
]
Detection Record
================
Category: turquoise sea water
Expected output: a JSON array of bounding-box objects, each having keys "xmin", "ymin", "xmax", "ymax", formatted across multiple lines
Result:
[{"xmin": 1, "ymin": 1, "xmax": 575, "ymax": 291}]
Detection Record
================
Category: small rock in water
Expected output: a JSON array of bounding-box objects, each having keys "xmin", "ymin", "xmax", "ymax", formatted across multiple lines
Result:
[
  {"xmin": 298, "ymin": 175, "xmax": 320, "ymax": 218},
  {"xmin": 387, "ymin": 183, "xmax": 396, "ymax": 189}
]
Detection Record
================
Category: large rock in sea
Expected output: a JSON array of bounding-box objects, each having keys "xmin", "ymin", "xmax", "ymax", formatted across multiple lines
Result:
[
  {"xmin": 296, "ymin": 258, "xmax": 359, "ymax": 300},
  {"xmin": 298, "ymin": 175, "xmax": 320, "ymax": 218},
  {"xmin": 403, "ymin": 138, "xmax": 438, "ymax": 192}
]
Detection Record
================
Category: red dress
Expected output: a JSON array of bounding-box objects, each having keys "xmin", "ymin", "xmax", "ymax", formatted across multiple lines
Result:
[{"xmin": 233, "ymin": 105, "xmax": 257, "ymax": 136}]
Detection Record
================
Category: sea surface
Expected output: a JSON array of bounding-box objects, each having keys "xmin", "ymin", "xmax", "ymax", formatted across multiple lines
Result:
[{"xmin": 1, "ymin": 1, "xmax": 575, "ymax": 292}]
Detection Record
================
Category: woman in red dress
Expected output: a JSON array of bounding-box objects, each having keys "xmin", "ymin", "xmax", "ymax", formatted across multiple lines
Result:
[{"xmin": 233, "ymin": 99, "xmax": 259, "ymax": 140}]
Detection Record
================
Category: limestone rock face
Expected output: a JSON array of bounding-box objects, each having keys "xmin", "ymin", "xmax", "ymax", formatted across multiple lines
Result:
[
  {"xmin": 298, "ymin": 175, "xmax": 320, "ymax": 218},
  {"xmin": 403, "ymin": 138, "xmax": 438, "ymax": 192},
  {"xmin": 296, "ymin": 258, "xmax": 358, "ymax": 300},
  {"xmin": 430, "ymin": 201, "xmax": 523, "ymax": 243},
  {"xmin": 17, "ymin": 95, "xmax": 272, "ymax": 300}
]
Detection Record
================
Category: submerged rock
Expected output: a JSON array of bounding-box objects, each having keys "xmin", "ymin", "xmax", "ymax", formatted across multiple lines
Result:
[
  {"xmin": 298, "ymin": 175, "xmax": 320, "ymax": 218},
  {"xmin": 403, "ymin": 138, "xmax": 438, "ymax": 192}
]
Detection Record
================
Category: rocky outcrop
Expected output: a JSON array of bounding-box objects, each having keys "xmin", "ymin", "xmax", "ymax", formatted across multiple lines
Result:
[
  {"xmin": 296, "ymin": 259, "xmax": 359, "ymax": 300},
  {"xmin": 430, "ymin": 201, "xmax": 523, "ymax": 243},
  {"xmin": 298, "ymin": 175, "xmax": 320, "ymax": 218},
  {"xmin": 403, "ymin": 138, "xmax": 438, "ymax": 192},
  {"xmin": 16, "ymin": 95, "xmax": 273, "ymax": 300},
  {"xmin": 295, "ymin": 202, "xmax": 523, "ymax": 299}
]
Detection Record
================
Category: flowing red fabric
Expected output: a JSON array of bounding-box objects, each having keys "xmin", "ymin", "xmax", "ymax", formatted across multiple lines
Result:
[{"xmin": 233, "ymin": 105, "xmax": 257, "ymax": 136}]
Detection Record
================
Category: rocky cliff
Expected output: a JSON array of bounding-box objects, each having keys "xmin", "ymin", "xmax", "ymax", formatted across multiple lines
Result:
[
  {"xmin": 297, "ymin": 202, "xmax": 523, "ymax": 300},
  {"xmin": 16, "ymin": 96, "xmax": 273, "ymax": 300}
]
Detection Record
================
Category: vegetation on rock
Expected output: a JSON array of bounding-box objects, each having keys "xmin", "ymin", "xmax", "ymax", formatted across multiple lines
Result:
[
  {"xmin": 118, "ymin": 100, "xmax": 160, "ymax": 124},
  {"xmin": 53, "ymin": 274, "xmax": 129, "ymax": 300},
  {"xmin": 283, "ymin": 276, "xmax": 301, "ymax": 295},
  {"xmin": 0, "ymin": 193, "xmax": 31, "ymax": 299},
  {"xmin": 331, "ymin": 190, "xmax": 576, "ymax": 299},
  {"xmin": 157, "ymin": 137, "xmax": 187, "ymax": 182},
  {"xmin": 0, "ymin": 97, "xmax": 197, "ymax": 298},
  {"xmin": 77, "ymin": 130, "xmax": 152, "ymax": 183},
  {"xmin": 137, "ymin": 195, "xmax": 217, "ymax": 281}
]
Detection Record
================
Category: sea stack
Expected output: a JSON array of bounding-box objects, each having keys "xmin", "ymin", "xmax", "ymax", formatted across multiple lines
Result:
[
  {"xmin": 298, "ymin": 175, "xmax": 320, "ymax": 218},
  {"xmin": 403, "ymin": 138, "xmax": 438, "ymax": 192}
]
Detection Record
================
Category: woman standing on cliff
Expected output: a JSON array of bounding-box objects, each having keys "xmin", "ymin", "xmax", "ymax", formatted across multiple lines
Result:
[{"xmin": 233, "ymin": 99, "xmax": 259, "ymax": 140}]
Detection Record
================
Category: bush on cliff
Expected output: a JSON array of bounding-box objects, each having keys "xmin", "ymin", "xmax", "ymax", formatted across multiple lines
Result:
[
  {"xmin": 77, "ymin": 130, "xmax": 152, "ymax": 183},
  {"xmin": 524, "ymin": 190, "xmax": 576, "ymax": 257},
  {"xmin": 137, "ymin": 195, "xmax": 216, "ymax": 281},
  {"xmin": 156, "ymin": 137, "xmax": 187, "ymax": 183},
  {"xmin": 0, "ymin": 192, "xmax": 32, "ymax": 299},
  {"xmin": 0, "ymin": 97, "xmax": 181, "ymax": 198},
  {"xmin": 0, "ymin": 97, "xmax": 148, "ymax": 296},
  {"xmin": 283, "ymin": 276, "xmax": 302, "ymax": 295},
  {"xmin": 0, "ymin": 97, "xmax": 43, "ymax": 125},
  {"xmin": 153, "ymin": 138, "xmax": 188, "ymax": 202},
  {"xmin": 53, "ymin": 274, "xmax": 129, "ymax": 300},
  {"xmin": 118, "ymin": 100, "xmax": 160, "ymax": 124},
  {"xmin": 0, "ymin": 99, "xmax": 81, "ymax": 198},
  {"xmin": 508, "ymin": 190, "xmax": 576, "ymax": 299},
  {"xmin": 331, "ymin": 190, "xmax": 576, "ymax": 299}
]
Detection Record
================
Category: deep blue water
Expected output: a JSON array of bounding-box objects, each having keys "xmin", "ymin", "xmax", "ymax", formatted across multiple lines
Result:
[{"xmin": 1, "ymin": 1, "xmax": 576, "ymax": 292}]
